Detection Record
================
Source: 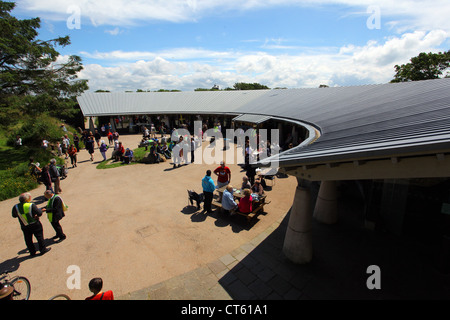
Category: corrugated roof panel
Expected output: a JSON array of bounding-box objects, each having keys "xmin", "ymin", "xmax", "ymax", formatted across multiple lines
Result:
[
  {"xmin": 78, "ymin": 90, "xmax": 269, "ymax": 116},
  {"xmin": 232, "ymin": 114, "xmax": 272, "ymax": 124},
  {"xmin": 77, "ymin": 78, "xmax": 450, "ymax": 167}
]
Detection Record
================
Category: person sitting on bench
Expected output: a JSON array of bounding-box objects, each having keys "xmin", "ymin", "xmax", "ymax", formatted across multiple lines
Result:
[
  {"xmin": 237, "ymin": 188, "xmax": 253, "ymax": 214},
  {"xmin": 222, "ymin": 185, "xmax": 238, "ymax": 215},
  {"xmin": 251, "ymin": 179, "xmax": 265, "ymax": 197}
]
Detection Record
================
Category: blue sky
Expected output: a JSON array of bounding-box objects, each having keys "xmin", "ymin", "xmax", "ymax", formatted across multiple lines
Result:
[{"xmin": 12, "ymin": 0, "xmax": 450, "ymax": 92}]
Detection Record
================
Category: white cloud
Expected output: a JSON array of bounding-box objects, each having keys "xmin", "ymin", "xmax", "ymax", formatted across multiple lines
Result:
[
  {"xmin": 77, "ymin": 30, "xmax": 448, "ymax": 92},
  {"xmin": 104, "ymin": 27, "xmax": 123, "ymax": 36},
  {"xmin": 16, "ymin": 0, "xmax": 450, "ymax": 31}
]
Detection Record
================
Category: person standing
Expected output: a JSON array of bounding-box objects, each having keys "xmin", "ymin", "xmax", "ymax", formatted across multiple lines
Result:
[
  {"xmin": 85, "ymin": 135, "xmax": 95, "ymax": 161},
  {"xmin": 99, "ymin": 140, "xmax": 108, "ymax": 161},
  {"xmin": 68, "ymin": 144, "xmax": 78, "ymax": 168},
  {"xmin": 94, "ymin": 130, "xmax": 101, "ymax": 148},
  {"xmin": 49, "ymin": 159, "xmax": 62, "ymax": 194},
  {"xmin": 190, "ymin": 137, "xmax": 196, "ymax": 164},
  {"xmin": 202, "ymin": 170, "xmax": 215, "ymax": 213},
  {"xmin": 73, "ymin": 133, "xmax": 80, "ymax": 152},
  {"xmin": 41, "ymin": 165, "xmax": 53, "ymax": 193},
  {"xmin": 41, "ymin": 190, "xmax": 66, "ymax": 242},
  {"xmin": 12, "ymin": 193, "xmax": 50, "ymax": 257},
  {"xmin": 214, "ymin": 161, "xmax": 231, "ymax": 189},
  {"xmin": 61, "ymin": 135, "xmax": 70, "ymax": 159}
]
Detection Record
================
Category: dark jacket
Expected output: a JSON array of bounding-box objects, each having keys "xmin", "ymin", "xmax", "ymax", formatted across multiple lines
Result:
[
  {"xmin": 12, "ymin": 203, "xmax": 43, "ymax": 228},
  {"xmin": 46, "ymin": 195, "xmax": 65, "ymax": 222},
  {"xmin": 49, "ymin": 163, "xmax": 60, "ymax": 181}
]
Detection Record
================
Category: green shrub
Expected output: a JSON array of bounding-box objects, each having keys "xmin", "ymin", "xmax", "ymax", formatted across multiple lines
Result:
[{"xmin": 0, "ymin": 168, "xmax": 38, "ymax": 201}]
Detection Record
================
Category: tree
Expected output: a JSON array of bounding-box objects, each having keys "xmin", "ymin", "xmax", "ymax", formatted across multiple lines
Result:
[
  {"xmin": 390, "ymin": 51, "xmax": 450, "ymax": 83},
  {"xmin": 233, "ymin": 82, "xmax": 270, "ymax": 90},
  {"xmin": 0, "ymin": 1, "xmax": 88, "ymax": 124}
]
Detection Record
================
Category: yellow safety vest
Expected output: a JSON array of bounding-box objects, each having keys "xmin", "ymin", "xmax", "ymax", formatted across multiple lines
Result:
[
  {"xmin": 46, "ymin": 195, "xmax": 58, "ymax": 222},
  {"xmin": 15, "ymin": 203, "xmax": 35, "ymax": 226},
  {"xmin": 46, "ymin": 195, "xmax": 68, "ymax": 222}
]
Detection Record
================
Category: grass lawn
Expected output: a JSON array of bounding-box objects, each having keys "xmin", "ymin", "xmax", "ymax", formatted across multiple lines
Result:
[
  {"xmin": 96, "ymin": 146, "xmax": 148, "ymax": 169},
  {"xmin": 0, "ymin": 136, "xmax": 40, "ymax": 201}
]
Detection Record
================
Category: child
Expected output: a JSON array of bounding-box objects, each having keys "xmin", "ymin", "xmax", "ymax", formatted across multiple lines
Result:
[{"xmin": 85, "ymin": 277, "xmax": 114, "ymax": 300}]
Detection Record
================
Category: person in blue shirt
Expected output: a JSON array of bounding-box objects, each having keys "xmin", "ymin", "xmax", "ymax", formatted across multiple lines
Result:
[
  {"xmin": 202, "ymin": 170, "xmax": 215, "ymax": 213},
  {"xmin": 222, "ymin": 185, "xmax": 238, "ymax": 214},
  {"xmin": 122, "ymin": 148, "xmax": 133, "ymax": 164}
]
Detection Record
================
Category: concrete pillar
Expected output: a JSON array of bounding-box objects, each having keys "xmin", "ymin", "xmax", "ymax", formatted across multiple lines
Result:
[
  {"xmin": 129, "ymin": 116, "xmax": 134, "ymax": 133},
  {"xmin": 313, "ymin": 180, "xmax": 338, "ymax": 224},
  {"xmin": 283, "ymin": 178, "xmax": 313, "ymax": 264}
]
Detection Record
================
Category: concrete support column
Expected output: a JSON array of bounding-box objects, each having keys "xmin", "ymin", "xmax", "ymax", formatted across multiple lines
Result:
[
  {"xmin": 283, "ymin": 178, "xmax": 313, "ymax": 264},
  {"xmin": 313, "ymin": 180, "xmax": 338, "ymax": 224},
  {"xmin": 129, "ymin": 116, "xmax": 134, "ymax": 133}
]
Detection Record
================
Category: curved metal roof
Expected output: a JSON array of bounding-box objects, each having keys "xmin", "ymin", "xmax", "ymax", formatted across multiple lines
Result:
[{"xmin": 77, "ymin": 78, "xmax": 450, "ymax": 168}]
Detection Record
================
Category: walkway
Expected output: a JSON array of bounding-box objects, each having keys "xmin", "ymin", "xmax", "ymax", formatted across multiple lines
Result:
[
  {"xmin": 2, "ymin": 133, "xmax": 449, "ymax": 300},
  {"xmin": 0, "ymin": 133, "xmax": 296, "ymax": 300}
]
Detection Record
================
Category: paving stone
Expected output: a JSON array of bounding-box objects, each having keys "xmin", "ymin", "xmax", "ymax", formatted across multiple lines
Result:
[
  {"xmin": 248, "ymin": 278, "xmax": 273, "ymax": 299},
  {"xmin": 219, "ymin": 253, "xmax": 237, "ymax": 266},
  {"xmin": 240, "ymin": 254, "xmax": 259, "ymax": 269},
  {"xmin": 283, "ymin": 287, "xmax": 302, "ymax": 300},
  {"xmin": 218, "ymin": 271, "xmax": 238, "ymax": 287},
  {"xmin": 240, "ymin": 242, "xmax": 256, "ymax": 253},
  {"xmin": 234, "ymin": 267, "xmax": 258, "ymax": 286},
  {"xmin": 207, "ymin": 259, "xmax": 228, "ymax": 275},
  {"xmin": 267, "ymin": 274, "xmax": 291, "ymax": 296},
  {"xmin": 226, "ymin": 279, "xmax": 256, "ymax": 300},
  {"xmin": 255, "ymin": 267, "xmax": 276, "ymax": 282}
]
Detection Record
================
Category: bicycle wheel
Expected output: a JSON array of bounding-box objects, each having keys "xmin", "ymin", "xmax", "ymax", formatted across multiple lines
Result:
[
  {"xmin": 48, "ymin": 294, "xmax": 71, "ymax": 300},
  {"xmin": 10, "ymin": 276, "xmax": 31, "ymax": 300}
]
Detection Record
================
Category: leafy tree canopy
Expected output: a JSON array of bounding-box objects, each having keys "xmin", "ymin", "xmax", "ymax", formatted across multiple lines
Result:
[
  {"xmin": 391, "ymin": 50, "xmax": 450, "ymax": 83},
  {"xmin": 233, "ymin": 82, "xmax": 270, "ymax": 90},
  {"xmin": 0, "ymin": 1, "xmax": 88, "ymax": 125}
]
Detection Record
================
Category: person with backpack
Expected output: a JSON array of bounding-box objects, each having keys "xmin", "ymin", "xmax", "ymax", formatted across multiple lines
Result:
[
  {"xmin": 41, "ymin": 190, "xmax": 66, "ymax": 242},
  {"xmin": 49, "ymin": 159, "xmax": 62, "ymax": 194}
]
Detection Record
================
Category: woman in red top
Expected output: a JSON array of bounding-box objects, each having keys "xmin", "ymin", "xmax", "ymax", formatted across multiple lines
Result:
[
  {"xmin": 85, "ymin": 278, "xmax": 114, "ymax": 300},
  {"xmin": 238, "ymin": 189, "xmax": 253, "ymax": 214}
]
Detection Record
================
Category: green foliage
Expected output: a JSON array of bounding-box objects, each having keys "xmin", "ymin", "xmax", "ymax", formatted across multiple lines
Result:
[
  {"xmin": 7, "ymin": 114, "xmax": 67, "ymax": 146},
  {"xmin": 233, "ymin": 82, "xmax": 270, "ymax": 90},
  {"xmin": 0, "ymin": 1, "xmax": 88, "ymax": 127},
  {"xmin": 0, "ymin": 168, "xmax": 38, "ymax": 201},
  {"xmin": 0, "ymin": 113, "xmax": 71, "ymax": 200},
  {"xmin": 391, "ymin": 51, "xmax": 450, "ymax": 83}
]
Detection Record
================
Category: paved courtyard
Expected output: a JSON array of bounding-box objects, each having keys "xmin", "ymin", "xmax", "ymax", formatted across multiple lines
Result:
[
  {"xmin": 0, "ymin": 133, "xmax": 297, "ymax": 300},
  {"xmin": 2, "ymin": 133, "xmax": 450, "ymax": 301}
]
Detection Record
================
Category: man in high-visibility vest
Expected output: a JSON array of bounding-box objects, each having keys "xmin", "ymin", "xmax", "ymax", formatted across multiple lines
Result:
[
  {"xmin": 41, "ymin": 190, "xmax": 66, "ymax": 242},
  {"xmin": 12, "ymin": 192, "xmax": 50, "ymax": 257}
]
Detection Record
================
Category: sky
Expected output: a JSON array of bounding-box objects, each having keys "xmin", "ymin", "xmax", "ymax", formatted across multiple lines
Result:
[{"xmin": 12, "ymin": 0, "xmax": 450, "ymax": 92}]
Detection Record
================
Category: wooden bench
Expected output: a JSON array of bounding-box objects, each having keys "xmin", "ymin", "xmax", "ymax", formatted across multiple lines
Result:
[
  {"xmin": 235, "ymin": 197, "xmax": 271, "ymax": 222},
  {"xmin": 212, "ymin": 197, "xmax": 270, "ymax": 223}
]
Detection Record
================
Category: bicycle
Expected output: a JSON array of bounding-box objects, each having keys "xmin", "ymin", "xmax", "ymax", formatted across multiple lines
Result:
[
  {"xmin": 0, "ymin": 270, "xmax": 31, "ymax": 300},
  {"xmin": 48, "ymin": 293, "xmax": 71, "ymax": 300}
]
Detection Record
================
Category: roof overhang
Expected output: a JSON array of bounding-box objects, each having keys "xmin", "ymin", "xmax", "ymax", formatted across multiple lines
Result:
[
  {"xmin": 232, "ymin": 114, "xmax": 272, "ymax": 124},
  {"xmin": 280, "ymin": 150, "xmax": 450, "ymax": 181}
]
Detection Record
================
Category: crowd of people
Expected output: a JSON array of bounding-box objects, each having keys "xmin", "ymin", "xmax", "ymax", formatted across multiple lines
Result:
[
  {"xmin": 201, "ymin": 160, "xmax": 268, "ymax": 216},
  {"xmin": 10, "ymin": 119, "xmax": 281, "ymax": 300}
]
